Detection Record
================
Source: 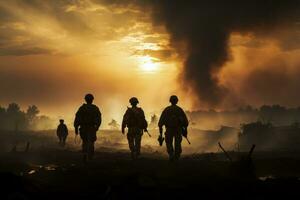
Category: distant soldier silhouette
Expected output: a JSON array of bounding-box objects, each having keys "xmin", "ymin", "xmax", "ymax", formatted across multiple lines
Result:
[
  {"xmin": 158, "ymin": 95, "xmax": 189, "ymax": 161},
  {"xmin": 74, "ymin": 94, "xmax": 102, "ymax": 162},
  {"xmin": 122, "ymin": 97, "xmax": 148, "ymax": 160},
  {"xmin": 56, "ymin": 119, "xmax": 68, "ymax": 147}
]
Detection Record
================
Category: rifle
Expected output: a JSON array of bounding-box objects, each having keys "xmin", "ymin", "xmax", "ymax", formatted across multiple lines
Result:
[
  {"xmin": 184, "ymin": 136, "xmax": 191, "ymax": 145},
  {"xmin": 144, "ymin": 129, "xmax": 151, "ymax": 137},
  {"xmin": 182, "ymin": 127, "xmax": 191, "ymax": 145}
]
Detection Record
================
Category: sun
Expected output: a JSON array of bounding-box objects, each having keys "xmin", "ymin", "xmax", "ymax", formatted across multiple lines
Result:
[{"xmin": 139, "ymin": 56, "xmax": 159, "ymax": 72}]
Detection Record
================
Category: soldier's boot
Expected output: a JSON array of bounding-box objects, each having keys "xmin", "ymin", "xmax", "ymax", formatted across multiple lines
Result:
[
  {"xmin": 166, "ymin": 143, "xmax": 174, "ymax": 162},
  {"xmin": 174, "ymin": 154, "xmax": 180, "ymax": 161},
  {"xmin": 87, "ymin": 151, "xmax": 93, "ymax": 160},
  {"xmin": 82, "ymin": 141, "xmax": 88, "ymax": 163},
  {"xmin": 135, "ymin": 145, "xmax": 140, "ymax": 158},
  {"xmin": 174, "ymin": 148, "xmax": 181, "ymax": 161},
  {"xmin": 168, "ymin": 153, "xmax": 175, "ymax": 162},
  {"xmin": 83, "ymin": 154, "xmax": 88, "ymax": 163},
  {"xmin": 87, "ymin": 152, "xmax": 94, "ymax": 160},
  {"xmin": 62, "ymin": 137, "xmax": 66, "ymax": 147},
  {"xmin": 136, "ymin": 150, "xmax": 140, "ymax": 158},
  {"xmin": 131, "ymin": 151, "xmax": 137, "ymax": 160},
  {"xmin": 87, "ymin": 142, "xmax": 94, "ymax": 160}
]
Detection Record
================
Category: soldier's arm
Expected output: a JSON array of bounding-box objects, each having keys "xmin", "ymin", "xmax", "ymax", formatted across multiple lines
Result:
[
  {"xmin": 74, "ymin": 110, "xmax": 80, "ymax": 128},
  {"xmin": 95, "ymin": 107, "xmax": 102, "ymax": 130},
  {"xmin": 121, "ymin": 109, "xmax": 129, "ymax": 134},
  {"xmin": 158, "ymin": 109, "xmax": 167, "ymax": 134},
  {"xmin": 140, "ymin": 108, "xmax": 148, "ymax": 130},
  {"xmin": 74, "ymin": 107, "xmax": 81, "ymax": 134},
  {"xmin": 180, "ymin": 108, "xmax": 189, "ymax": 127},
  {"xmin": 65, "ymin": 125, "xmax": 68, "ymax": 135},
  {"xmin": 56, "ymin": 126, "xmax": 59, "ymax": 136}
]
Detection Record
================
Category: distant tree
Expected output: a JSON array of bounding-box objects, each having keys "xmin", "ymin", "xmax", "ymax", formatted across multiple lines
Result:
[
  {"xmin": 108, "ymin": 119, "xmax": 120, "ymax": 130},
  {"xmin": 259, "ymin": 105, "xmax": 289, "ymax": 125},
  {"xmin": 149, "ymin": 114, "xmax": 158, "ymax": 128},
  {"xmin": 0, "ymin": 106, "xmax": 6, "ymax": 129},
  {"xmin": 7, "ymin": 103, "xmax": 21, "ymax": 114},
  {"xmin": 26, "ymin": 105, "xmax": 39, "ymax": 129},
  {"xmin": 6, "ymin": 103, "xmax": 26, "ymax": 131}
]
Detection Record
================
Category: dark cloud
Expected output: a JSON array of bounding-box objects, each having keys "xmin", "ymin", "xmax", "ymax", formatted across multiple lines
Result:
[
  {"xmin": 240, "ymin": 62, "xmax": 300, "ymax": 107},
  {"xmin": 97, "ymin": 0, "xmax": 300, "ymax": 107},
  {"xmin": 143, "ymin": 0, "xmax": 300, "ymax": 108}
]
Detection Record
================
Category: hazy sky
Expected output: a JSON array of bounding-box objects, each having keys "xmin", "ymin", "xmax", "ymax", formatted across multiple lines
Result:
[{"xmin": 1, "ymin": 0, "xmax": 300, "ymax": 125}]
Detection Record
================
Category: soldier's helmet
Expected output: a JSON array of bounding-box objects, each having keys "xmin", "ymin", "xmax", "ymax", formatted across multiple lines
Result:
[
  {"xmin": 85, "ymin": 93, "xmax": 94, "ymax": 103},
  {"xmin": 59, "ymin": 119, "xmax": 64, "ymax": 123},
  {"xmin": 169, "ymin": 95, "xmax": 178, "ymax": 104},
  {"xmin": 129, "ymin": 97, "xmax": 139, "ymax": 105}
]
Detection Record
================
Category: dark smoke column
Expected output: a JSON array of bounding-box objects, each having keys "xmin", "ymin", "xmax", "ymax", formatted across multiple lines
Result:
[{"xmin": 148, "ymin": 0, "xmax": 300, "ymax": 107}]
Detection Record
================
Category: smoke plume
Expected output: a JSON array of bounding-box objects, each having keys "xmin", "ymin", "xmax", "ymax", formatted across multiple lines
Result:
[{"xmin": 146, "ymin": 0, "xmax": 300, "ymax": 107}]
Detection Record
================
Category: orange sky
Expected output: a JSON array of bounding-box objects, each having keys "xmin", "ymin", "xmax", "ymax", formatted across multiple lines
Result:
[
  {"xmin": 1, "ymin": 1, "xmax": 300, "ymax": 127},
  {"xmin": 0, "ymin": 0, "xmax": 187, "ymax": 126}
]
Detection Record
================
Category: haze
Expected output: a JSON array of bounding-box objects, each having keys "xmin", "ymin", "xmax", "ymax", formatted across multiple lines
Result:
[{"xmin": 1, "ymin": 0, "xmax": 300, "ymax": 126}]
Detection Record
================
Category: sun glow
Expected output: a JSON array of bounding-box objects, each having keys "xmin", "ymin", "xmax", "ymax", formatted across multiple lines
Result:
[{"xmin": 139, "ymin": 56, "xmax": 159, "ymax": 72}]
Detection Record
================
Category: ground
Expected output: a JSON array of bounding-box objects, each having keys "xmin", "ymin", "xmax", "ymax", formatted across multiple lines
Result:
[{"xmin": 1, "ymin": 130, "xmax": 300, "ymax": 199}]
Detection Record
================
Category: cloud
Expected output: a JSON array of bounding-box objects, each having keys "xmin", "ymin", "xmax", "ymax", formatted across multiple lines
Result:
[
  {"xmin": 140, "ymin": 0, "xmax": 300, "ymax": 108},
  {"xmin": 133, "ymin": 49, "xmax": 174, "ymax": 61}
]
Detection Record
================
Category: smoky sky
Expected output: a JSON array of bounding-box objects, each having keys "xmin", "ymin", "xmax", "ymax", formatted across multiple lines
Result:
[
  {"xmin": 1, "ymin": 0, "xmax": 300, "ymax": 115},
  {"xmin": 137, "ymin": 0, "xmax": 300, "ymax": 107}
]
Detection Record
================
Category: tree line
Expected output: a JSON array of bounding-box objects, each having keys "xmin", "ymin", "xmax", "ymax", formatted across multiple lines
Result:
[
  {"xmin": 0, "ymin": 103, "xmax": 53, "ymax": 131},
  {"xmin": 187, "ymin": 105, "xmax": 300, "ymax": 129}
]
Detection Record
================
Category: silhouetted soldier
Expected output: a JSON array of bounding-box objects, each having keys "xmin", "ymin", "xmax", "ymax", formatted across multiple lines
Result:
[
  {"xmin": 122, "ymin": 97, "xmax": 147, "ymax": 160},
  {"xmin": 158, "ymin": 95, "xmax": 189, "ymax": 161},
  {"xmin": 74, "ymin": 94, "xmax": 102, "ymax": 162},
  {"xmin": 57, "ymin": 119, "xmax": 68, "ymax": 147}
]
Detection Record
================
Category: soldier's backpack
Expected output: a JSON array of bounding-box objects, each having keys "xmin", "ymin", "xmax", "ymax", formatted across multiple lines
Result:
[
  {"xmin": 78, "ymin": 104, "xmax": 99, "ymax": 125},
  {"xmin": 127, "ymin": 107, "xmax": 147, "ymax": 129},
  {"xmin": 166, "ymin": 107, "xmax": 183, "ymax": 128}
]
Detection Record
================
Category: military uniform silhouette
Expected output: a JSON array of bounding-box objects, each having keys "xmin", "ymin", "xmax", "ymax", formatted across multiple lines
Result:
[
  {"xmin": 57, "ymin": 119, "xmax": 68, "ymax": 147},
  {"xmin": 122, "ymin": 97, "xmax": 147, "ymax": 159},
  {"xmin": 74, "ymin": 94, "xmax": 101, "ymax": 161},
  {"xmin": 158, "ymin": 95, "xmax": 189, "ymax": 161}
]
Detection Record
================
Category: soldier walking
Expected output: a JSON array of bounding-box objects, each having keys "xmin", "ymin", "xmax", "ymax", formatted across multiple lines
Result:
[
  {"xmin": 56, "ymin": 119, "xmax": 68, "ymax": 147},
  {"xmin": 74, "ymin": 94, "xmax": 102, "ymax": 162},
  {"xmin": 158, "ymin": 95, "xmax": 189, "ymax": 161},
  {"xmin": 122, "ymin": 97, "xmax": 148, "ymax": 160}
]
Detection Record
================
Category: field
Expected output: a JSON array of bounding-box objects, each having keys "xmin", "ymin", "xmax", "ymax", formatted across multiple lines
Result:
[{"xmin": 1, "ymin": 129, "xmax": 300, "ymax": 199}]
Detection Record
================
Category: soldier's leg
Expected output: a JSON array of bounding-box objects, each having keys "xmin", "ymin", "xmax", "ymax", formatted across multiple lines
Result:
[
  {"xmin": 165, "ymin": 130, "xmax": 174, "ymax": 160},
  {"xmin": 81, "ymin": 140, "xmax": 88, "ymax": 153},
  {"xmin": 127, "ymin": 132, "xmax": 135, "ymax": 152},
  {"xmin": 135, "ymin": 130, "xmax": 142, "ymax": 156},
  {"xmin": 127, "ymin": 129, "xmax": 136, "ymax": 159},
  {"xmin": 80, "ymin": 139, "xmax": 88, "ymax": 162},
  {"xmin": 87, "ymin": 130, "xmax": 97, "ymax": 160},
  {"xmin": 62, "ymin": 135, "xmax": 66, "ymax": 146},
  {"xmin": 87, "ymin": 141, "xmax": 95, "ymax": 159},
  {"xmin": 174, "ymin": 131, "xmax": 183, "ymax": 160},
  {"xmin": 80, "ymin": 131, "xmax": 88, "ymax": 158}
]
